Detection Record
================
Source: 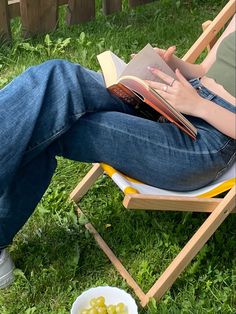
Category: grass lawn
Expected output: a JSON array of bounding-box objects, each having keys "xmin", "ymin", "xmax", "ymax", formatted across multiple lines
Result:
[{"xmin": 0, "ymin": 0, "xmax": 235, "ymax": 313}]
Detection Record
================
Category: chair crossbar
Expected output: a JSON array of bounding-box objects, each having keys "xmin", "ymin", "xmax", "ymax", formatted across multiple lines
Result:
[{"xmin": 123, "ymin": 194, "xmax": 225, "ymax": 212}]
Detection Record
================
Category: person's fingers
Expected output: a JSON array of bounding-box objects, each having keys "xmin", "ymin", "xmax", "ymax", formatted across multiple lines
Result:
[
  {"xmin": 145, "ymin": 80, "xmax": 175, "ymax": 94},
  {"xmin": 149, "ymin": 86, "xmax": 174, "ymax": 102},
  {"xmin": 148, "ymin": 67, "xmax": 176, "ymax": 85},
  {"xmin": 175, "ymin": 68, "xmax": 190, "ymax": 86},
  {"xmin": 164, "ymin": 46, "xmax": 176, "ymax": 61},
  {"xmin": 153, "ymin": 47, "xmax": 165, "ymax": 58},
  {"xmin": 145, "ymin": 80, "xmax": 163, "ymax": 89}
]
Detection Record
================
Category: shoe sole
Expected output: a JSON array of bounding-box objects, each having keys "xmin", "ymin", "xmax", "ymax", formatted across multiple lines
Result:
[{"xmin": 0, "ymin": 269, "xmax": 14, "ymax": 289}]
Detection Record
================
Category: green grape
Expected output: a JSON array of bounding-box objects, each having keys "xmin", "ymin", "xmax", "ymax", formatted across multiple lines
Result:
[
  {"xmin": 106, "ymin": 305, "xmax": 116, "ymax": 314},
  {"xmin": 115, "ymin": 303, "xmax": 126, "ymax": 313},
  {"xmin": 96, "ymin": 296, "xmax": 106, "ymax": 307},
  {"xmin": 90, "ymin": 298, "xmax": 98, "ymax": 308},
  {"xmin": 80, "ymin": 309, "xmax": 89, "ymax": 314},
  {"xmin": 88, "ymin": 308, "xmax": 98, "ymax": 314},
  {"xmin": 96, "ymin": 307, "xmax": 107, "ymax": 314},
  {"xmin": 81, "ymin": 297, "xmax": 128, "ymax": 314}
]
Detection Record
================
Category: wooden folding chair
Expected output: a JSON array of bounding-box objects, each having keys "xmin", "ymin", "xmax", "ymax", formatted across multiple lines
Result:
[{"xmin": 70, "ymin": 0, "xmax": 236, "ymax": 307}]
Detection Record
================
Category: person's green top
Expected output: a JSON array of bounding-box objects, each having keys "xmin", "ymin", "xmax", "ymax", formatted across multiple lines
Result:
[{"xmin": 206, "ymin": 31, "xmax": 236, "ymax": 97}]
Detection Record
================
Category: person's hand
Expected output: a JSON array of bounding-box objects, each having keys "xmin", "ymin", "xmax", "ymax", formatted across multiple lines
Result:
[
  {"xmin": 146, "ymin": 67, "xmax": 204, "ymax": 117},
  {"xmin": 153, "ymin": 46, "xmax": 176, "ymax": 62},
  {"xmin": 131, "ymin": 45, "xmax": 176, "ymax": 62}
]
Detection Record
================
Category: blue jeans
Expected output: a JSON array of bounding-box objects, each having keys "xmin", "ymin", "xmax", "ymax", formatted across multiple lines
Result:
[{"xmin": 0, "ymin": 60, "xmax": 235, "ymax": 248}]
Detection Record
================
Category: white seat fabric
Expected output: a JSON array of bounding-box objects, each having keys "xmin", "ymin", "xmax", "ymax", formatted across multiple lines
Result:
[{"xmin": 102, "ymin": 162, "xmax": 236, "ymax": 198}]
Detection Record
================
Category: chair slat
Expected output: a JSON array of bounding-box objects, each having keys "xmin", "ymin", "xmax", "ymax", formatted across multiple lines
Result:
[
  {"xmin": 123, "ymin": 194, "xmax": 227, "ymax": 212},
  {"xmin": 70, "ymin": 163, "xmax": 103, "ymax": 202}
]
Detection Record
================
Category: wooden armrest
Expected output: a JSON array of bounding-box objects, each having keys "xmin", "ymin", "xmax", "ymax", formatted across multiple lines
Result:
[{"xmin": 202, "ymin": 20, "xmax": 217, "ymax": 51}]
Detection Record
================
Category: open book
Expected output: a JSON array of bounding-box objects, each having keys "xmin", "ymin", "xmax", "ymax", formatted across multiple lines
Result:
[{"xmin": 97, "ymin": 44, "xmax": 197, "ymax": 140}]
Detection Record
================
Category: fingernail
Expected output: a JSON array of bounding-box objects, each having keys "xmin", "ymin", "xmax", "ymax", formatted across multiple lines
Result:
[{"xmin": 147, "ymin": 66, "xmax": 155, "ymax": 71}]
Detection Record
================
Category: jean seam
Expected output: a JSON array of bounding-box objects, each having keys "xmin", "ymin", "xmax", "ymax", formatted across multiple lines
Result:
[
  {"xmin": 80, "ymin": 116, "xmax": 229, "ymax": 155},
  {"xmin": 24, "ymin": 125, "xmax": 72, "ymax": 155},
  {"xmin": 213, "ymin": 151, "xmax": 236, "ymax": 181},
  {"xmin": 24, "ymin": 109, "xmax": 104, "ymax": 155},
  {"xmin": 24, "ymin": 112, "xmax": 84, "ymax": 154},
  {"xmin": 216, "ymin": 138, "xmax": 234, "ymax": 153}
]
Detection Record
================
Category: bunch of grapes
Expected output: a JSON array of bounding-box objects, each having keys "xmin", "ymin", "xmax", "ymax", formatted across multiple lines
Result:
[{"xmin": 80, "ymin": 296, "xmax": 128, "ymax": 314}]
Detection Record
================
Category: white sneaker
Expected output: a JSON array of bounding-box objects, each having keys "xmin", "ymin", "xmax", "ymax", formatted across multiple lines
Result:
[{"xmin": 0, "ymin": 249, "xmax": 15, "ymax": 289}]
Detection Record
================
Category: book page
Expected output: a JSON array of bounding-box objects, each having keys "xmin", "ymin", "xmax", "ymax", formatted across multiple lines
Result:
[
  {"xmin": 121, "ymin": 44, "xmax": 176, "ymax": 82},
  {"xmin": 97, "ymin": 51, "xmax": 127, "ymax": 87},
  {"xmin": 117, "ymin": 76, "xmax": 197, "ymax": 138}
]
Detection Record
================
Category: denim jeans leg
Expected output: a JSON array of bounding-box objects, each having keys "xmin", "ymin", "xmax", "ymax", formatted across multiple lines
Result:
[
  {"xmin": 0, "ymin": 144, "xmax": 58, "ymax": 249},
  {"xmin": 60, "ymin": 111, "xmax": 235, "ymax": 191},
  {"xmin": 0, "ymin": 59, "xmax": 131, "ymax": 192},
  {"xmin": 0, "ymin": 60, "xmax": 132, "ymax": 248}
]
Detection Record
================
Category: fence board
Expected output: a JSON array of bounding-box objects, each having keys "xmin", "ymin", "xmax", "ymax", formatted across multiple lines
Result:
[
  {"xmin": 6, "ymin": 0, "xmax": 155, "ymax": 40},
  {"xmin": 129, "ymin": 0, "xmax": 153, "ymax": 7},
  {"xmin": 67, "ymin": 0, "xmax": 95, "ymax": 25},
  {"xmin": 8, "ymin": 0, "xmax": 67, "ymax": 19},
  {"xmin": 20, "ymin": 0, "xmax": 58, "ymax": 37},
  {"xmin": 0, "ymin": 0, "xmax": 11, "ymax": 40},
  {"xmin": 8, "ymin": 0, "xmax": 20, "ymax": 19},
  {"xmin": 103, "ymin": 0, "xmax": 122, "ymax": 15}
]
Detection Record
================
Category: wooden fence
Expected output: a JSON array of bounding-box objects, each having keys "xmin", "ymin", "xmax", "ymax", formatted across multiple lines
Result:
[{"xmin": 0, "ymin": 0, "xmax": 154, "ymax": 40}]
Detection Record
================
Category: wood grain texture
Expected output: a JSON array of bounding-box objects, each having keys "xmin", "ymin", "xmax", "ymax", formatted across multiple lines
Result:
[
  {"xmin": 70, "ymin": 164, "xmax": 103, "ymax": 202},
  {"xmin": 103, "ymin": 0, "xmax": 122, "ymax": 15},
  {"xmin": 202, "ymin": 20, "xmax": 218, "ymax": 52},
  {"xmin": 67, "ymin": 0, "xmax": 95, "ymax": 25},
  {"xmin": 0, "ymin": 0, "xmax": 11, "ymax": 40},
  {"xmin": 123, "ymin": 194, "xmax": 234, "ymax": 212},
  {"xmin": 8, "ymin": 0, "xmax": 67, "ymax": 18},
  {"xmin": 20, "ymin": 0, "xmax": 58, "ymax": 37},
  {"xmin": 129, "ymin": 0, "xmax": 153, "ymax": 8}
]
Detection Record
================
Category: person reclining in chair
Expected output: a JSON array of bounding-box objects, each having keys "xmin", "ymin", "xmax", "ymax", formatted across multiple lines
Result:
[{"xmin": 0, "ymin": 15, "xmax": 235, "ymax": 289}]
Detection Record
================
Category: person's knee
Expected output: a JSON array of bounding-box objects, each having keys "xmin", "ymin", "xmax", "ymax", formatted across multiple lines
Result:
[
  {"xmin": 39, "ymin": 59, "xmax": 82, "ymax": 73},
  {"xmin": 29, "ymin": 59, "xmax": 85, "ymax": 91}
]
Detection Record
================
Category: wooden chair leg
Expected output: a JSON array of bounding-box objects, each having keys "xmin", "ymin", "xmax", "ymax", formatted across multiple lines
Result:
[
  {"xmin": 70, "ymin": 163, "xmax": 103, "ymax": 202},
  {"xmin": 141, "ymin": 185, "xmax": 236, "ymax": 307},
  {"xmin": 76, "ymin": 206, "xmax": 147, "ymax": 305}
]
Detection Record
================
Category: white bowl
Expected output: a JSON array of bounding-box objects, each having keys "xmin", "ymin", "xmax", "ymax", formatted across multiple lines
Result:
[{"xmin": 71, "ymin": 286, "xmax": 138, "ymax": 314}]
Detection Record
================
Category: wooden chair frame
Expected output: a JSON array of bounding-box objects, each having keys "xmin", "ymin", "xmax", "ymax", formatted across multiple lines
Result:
[{"xmin": 70, "ymin": 0, "xmax": 236, "ymax": 307}]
